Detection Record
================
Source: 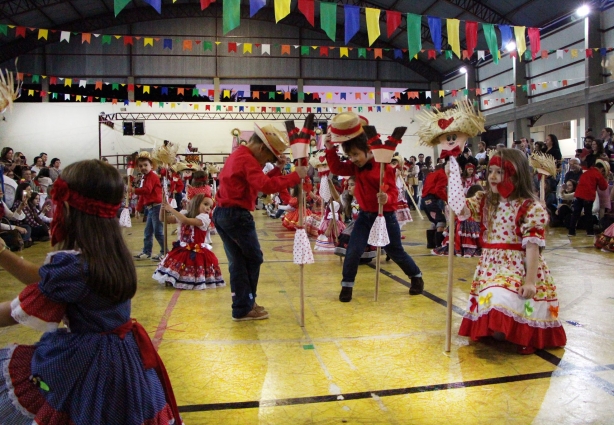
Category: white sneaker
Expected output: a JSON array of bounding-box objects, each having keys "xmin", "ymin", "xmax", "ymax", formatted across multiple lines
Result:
[
  {"xmin": 151, "ymin": 253, "xmax": 163, "ymax": 261},
  {"xmin": 133, "ymin": 252, "xmax": 151, "ymax": 260}
]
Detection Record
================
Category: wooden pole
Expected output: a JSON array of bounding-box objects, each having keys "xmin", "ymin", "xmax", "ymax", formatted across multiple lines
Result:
[
  {"xmin": 445, "ymin": 207, "xmax": 455, "ymax": 352},
  {"xmin": 400, "ymin": 177, "xmax": 424, "ymax": 220},
  {"xmin": 539, "ymin": 175, "xmax": 545, "ymax": 203},
  {"xmin": 374, "ymin": 162, "xmax": 385, "ymax": 302},
  {"xmin": 298, "ymin": 180, "xmax": 305, "ymax": 327},
  {"xmin": 162, "ymin": 171, "xmax": 169, "ymax": 255}
]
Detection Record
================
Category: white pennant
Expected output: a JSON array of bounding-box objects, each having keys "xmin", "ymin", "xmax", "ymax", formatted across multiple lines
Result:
[
  {"xmin": 477, "ymin": 50, "xmax": 485, "ymax": 60},
  {"xmin": 425, "ymin": 91, "xmax": 431, "ymax": 99},
  {"xmin": 60, "ymin": 31, "xmax": 70, "ymax": 43},
  {"xmin": 261, "ymin": 44, "xmax": 270, "ymax": 55},
  {"xmin": 79, "ymin": 79, "xmax": 87, "ymax": 88},
  {"xmin": 556, "ymin": 50, "xmax": 564, "ymax": 59},
  {"xmin": 64, "ymin": 94, "xmax": 70, "ymax": 100}
]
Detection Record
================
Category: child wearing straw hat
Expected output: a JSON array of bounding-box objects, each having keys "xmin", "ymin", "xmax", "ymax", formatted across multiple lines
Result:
[
  {"xmin": 324, "ymin": 112, "xmax": 424, "ymax": 302},
  {"xmin": 213, "ymin": 123, "xmax": 308, "ymax": 321}
]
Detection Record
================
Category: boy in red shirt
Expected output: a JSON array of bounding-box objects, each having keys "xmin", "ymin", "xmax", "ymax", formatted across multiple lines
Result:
[
  {"xmin": 568, "ymin": 161, "xmax": 609, "ymax": 237},
  {"xmin": 324, "ymin": 112, "xmax": 424, "ymax": 302},
  {"xmin": 421, "ymin": 165, "xmax": 448, "ymax": 248},
  {"xmin": 213, "ymin": 124, "xmax": 308, "ymax": 321},
  {"xmin": 132, "ymin": 152, "xmax": 164, "ymax": 260}
]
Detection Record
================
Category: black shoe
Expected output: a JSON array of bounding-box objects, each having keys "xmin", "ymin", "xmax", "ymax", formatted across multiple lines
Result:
[
  {"xmin": 409, "ymin": 276, "xmax": 424, "ymax": 295},
  {"xmin": 385, "ymin": 254, "xmax": 390, "ymax": 262},
  {"xmin": 426, "ymin": 229, "xmax": 435, "ymax": 249},
  {"xmin": 339, "ymin": 287, "xmax": 353, "ymax": 302}
]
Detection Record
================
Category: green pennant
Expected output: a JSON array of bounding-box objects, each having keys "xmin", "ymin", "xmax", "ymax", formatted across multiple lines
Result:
[
  {"xmin": 320, "ymin": 2, "xmax": 337, "ymax": 42},
  {"xmin": 358, "ymin": 106, "xmax": 363, "ymax": 112},
  {"xmin": 32, "ymin": 75, "xmax": 40, "ymax": 83},
  {"xmin": 406, "ymin": 13, "xmax": 422, "ymax": 60},
  {"xmin": 216, "ymin": 105, "xmax": 221, "ymax": 111},
  {"xmin": 426, "ymin": 104, "xmax": 431, "ymax": 109},
  {"xmin": 482, "ymin": 23, "xmax": 499, "ymax": 64},
  {"xmin": 522, "ymin": 85, "xmax": 528, "ymax": 92},
  {"xmin": 524, "ymin": 50, "xmax": 532, "ymax": 61},
  {"xmin": 100, "ymin": 98, "xmax": 106, "ymax": 103},
  {"xmin": 112, "ymin": 83, "xmax": 119, "ymax": 90},
  {"xmin": 102, "ymin": 35, "xmax": 112, "ymax": 45},
  {"xmin": 0, "ymin": 24, "xmax": 7, "ymax": 36},
  {"xmin": 358, "ymin": 48, "xmax": 366, "ymax": 58},
  {"xmin": 276, "ymin": 107, "xmax": 281, "ymax": 112},
  {"xmin": 301, "ymin": 46, "xmax": 309, "ymax": 56},
  {"xmin": 159, "ymin": 102, "xmax": 164, "ymax": 107},
  {"xmin": 444, "ymin": 50, "xmax": 453, "ymax": 59},
  {"xmin": 463, "ymin": 89, "xmax": 469, "ymax": 96},
  {"xmin": 269, "ymin": 91, "xmax": 275, "ymax": 100},
  {"xmin": 52, "ymin": 92, "xmax": 57, "ymax": 99},
  {"xmin": 192, "ymin": 88, "xmax": 199, "ymax": 96},
  {"xmin": 223, "ymin": 0, "xmax": 241, "ymax": 35},
  {"xmin": 203, "ymin": 41, "xmax": 213, "ymax": 51},
  {"xmin": 114, "ymin": 0, "xmax": 132, "ymax": 17}
]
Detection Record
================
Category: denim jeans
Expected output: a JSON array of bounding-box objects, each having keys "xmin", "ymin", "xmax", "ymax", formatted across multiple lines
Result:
[
  {"xmin": 213, "ymin": 207, "xmax": 264, "ymax": 318},
  {"xmin": 143, "ymin": 204, "xmax": 164, "ymax": 255},
  {"xmin": 342, "ymin": 211, "xmax": 421, "ymax": 287},
  {"xmin": 422, "ymin": 195, "xmax": 446, "ymax": 228},
  {"xmin": 569, "ymin": 198, "xmax": 594, "ymax": 235}
]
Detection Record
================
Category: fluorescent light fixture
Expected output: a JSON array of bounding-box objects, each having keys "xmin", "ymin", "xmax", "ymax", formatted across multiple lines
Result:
[
  {"xmin": 577, "ymin": 5, "xmax": 590, "ymax": 17},
  {"xmin": 506, "ymin": 41, "xmax": 516, "ymax": 52},
  {"xmin": 459, "ymin": 67, "xmax": 467, "ymax": 74}
]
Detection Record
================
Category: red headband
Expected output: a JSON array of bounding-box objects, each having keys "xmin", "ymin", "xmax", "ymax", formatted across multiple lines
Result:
[
  {"xmin": 465, "ymin": 163, "xmax": 475, "ymax": 170},
  {"xmin": 50, "ymin": 178, "xmax": 121, "ymax": 246},
  {"xmin": 489, "ymin": 155, "xmax": 516, "ymax": 198}
]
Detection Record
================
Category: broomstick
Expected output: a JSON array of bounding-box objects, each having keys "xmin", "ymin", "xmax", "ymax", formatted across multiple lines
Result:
[{"xmin": 399, "ymin": 173, "xmax": 424, "ymax": 220}]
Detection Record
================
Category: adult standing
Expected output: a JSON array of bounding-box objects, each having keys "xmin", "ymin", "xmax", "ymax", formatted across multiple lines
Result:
[
  {"xmin": 545, "ymin": 134, "xmax": 562, "ymax": 163},
  {"xmin": 213, "ymin": 124, "xmax": 307, "ymax": 321},
  {"xmin": 48, "ymin": 158, "xmax": 61, "ymax": 182}
]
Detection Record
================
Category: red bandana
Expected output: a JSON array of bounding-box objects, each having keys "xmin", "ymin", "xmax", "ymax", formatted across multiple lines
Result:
[{"xmin": 50, "ymin": 178, "xmax": 121, "ymax": 246}]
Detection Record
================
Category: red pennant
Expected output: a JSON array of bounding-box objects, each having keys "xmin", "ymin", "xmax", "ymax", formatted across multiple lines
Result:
[
  {"xmin": 124, "ymin": 36, "xmax": 133, "ymax": 46},
  {"xmin": 530, "ymin": 84, "xmax": 536, "ymax": 90},
  {"xmin": 465, "ymin": 21, "xmax": 478, "ymax": 58},
  {"xmin": 313, "ymin": 93, "xmax": 319, "ymax": 100},
  {"xmin": 386, "ymin": 11, "xmax": 401, "ymax": 38},
  {"xmin": 208, "ymin": 89, "xmax": 214, "ymax": 97},
  {"xmin": 428, "ymin": 50, "xmax": 437, "ymax": 60},
  {"xmin": 87, "ymin": 96, "xmax": 93, "ymax": 102},
  {"xmin": 205, "ymin": 105, "xmax": 210, "ymax": 111},
  {"xmin": 320, "ymin": 46, "xmax": 329, "ymax": 57},
  {"xmin": 307, "ymin": 107, "xmax": 311, "ymax": 112},
  {"xmin": 527, "ymin": 27, "xmax": 541, "ymax": 60},
  {"xmin": 127, "ymin": 84, "xmax": 134, "ymax": 92},
  {"xmin": 16, "ymin": 27, "xmax": 26, "ymax": 38},
  {"xmin": 50, "ymin": 76, "xmax": 57, "ymax": 85},
  {"xmin": 586, "ymin": 49, "xmax": 593, "ymax": 58},
  {"xmin": 148, "ymin": 101, "xmax": 153, "ymax": 107},
  {"xmin": 228, "ymin": 42, "xmax": 237, "ymax": 52},
  {"xmin": 298, "ymin": 0, "xmax": 315, "ymax": 26},
  {"xmin": 200, "ymin": 0, "xmax": 215, "ymax": 10},
  {"xmin": 510, "ymin": 51, "xmax": 518, "ymax": 58},
  {"xmin": 510, "ymin": 85, "xmax": 516, "ymax": 92}
]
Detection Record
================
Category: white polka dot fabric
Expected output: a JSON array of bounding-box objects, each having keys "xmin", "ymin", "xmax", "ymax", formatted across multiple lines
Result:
[
  {"xmin": 293, "ymin": 229, "xmax": 315, "ymax": 264},
  {"xmin": 368, "ymin": 216, "xmax": 390, "ymax": 247},
  {"xmin": 448, "ymin": 156, "xmax": 466, "ymax": 215},
  {"xmin": 119, "ymin": 208, "xmax": 132, "ymax": 228},
  {"xmin": 319, "ymin": 174, "xmax": 331, "ymax": 203}
]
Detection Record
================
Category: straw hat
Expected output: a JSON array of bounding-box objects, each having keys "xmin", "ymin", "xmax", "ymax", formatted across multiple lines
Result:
[
  {"xmin": 329, "ymin": 112, "xmax": 364, "ymax": 143},
  {"xmin": 417, "ymin": 99, "xmax": 485, "ymax": 147},
  {"xmin": 391, "ymin": 154, "xmax": 403, "ymax": 165},
  {"xmin": 137, "ymin": 151, "xmax": 157, "ymax": 169},
  {"xmin": 172, "ymin": 162, "xmax": 199, "ymax": 173},
  {"xmin": 254, "ymin": 123, "xmax": 290, "ymax": 159},
  {"xmin": 596, "ymin": 158, "xmax": 611, "ymax": 175}
]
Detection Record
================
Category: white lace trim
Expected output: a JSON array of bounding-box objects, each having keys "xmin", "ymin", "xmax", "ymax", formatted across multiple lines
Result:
[
  {"xmin": 1, "ymin": 344, "xmax": 36, "ymax": 419},
  {"xmin": 10, "ymin": 297, "xmax": 59, "ymax": 334},
  {"xmin": 522, "ymin": 236, "xmax": 546, "ymax": 248},
  {"xmin": 463, "ymin": 304, "xmax": 563, "ymax": 329},
  {"xmin": 43, "ymin": 249, "xmax": 81, "ymax": 265}
]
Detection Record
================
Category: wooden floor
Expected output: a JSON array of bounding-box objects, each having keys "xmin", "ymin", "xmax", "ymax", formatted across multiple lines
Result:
[{"xmin": 1, "ymin": 210, "xmax": 613, "ymax": 424}]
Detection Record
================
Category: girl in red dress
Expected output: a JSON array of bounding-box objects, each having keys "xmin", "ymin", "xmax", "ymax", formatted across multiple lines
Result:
[{"xmin": 153, "ymin": 194, "xmax": 225, "ymax": 289}]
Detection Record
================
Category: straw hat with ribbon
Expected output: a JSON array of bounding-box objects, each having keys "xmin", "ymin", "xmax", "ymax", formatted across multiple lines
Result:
[
  {"xmin": 254, "ymin": 123, "xmax": 290, "ymax": 159},
  {"xmin": 172, "ymin": 162, "xmax": 200, "ymax": 173},
  {"xmin": 137, "ymin": 151, "xmax": 158, "ymax": 169},
  {"xmin": 329, "ymin": 112, "xmax": 365, "ymax": 143}
]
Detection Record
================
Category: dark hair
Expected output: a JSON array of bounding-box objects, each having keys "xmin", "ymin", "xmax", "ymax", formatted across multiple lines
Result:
[
  {"xmin": 0, "ymin": 147, "xmax": 13, "ymax": 161},
  {"xmin": 547, "ymin": 134, "xmax": 560, "ymax": 150},
  {"xmin": 425, "ymin": 156, "xmax": 432, "ymax": 166},
  {"xmin": 604, "ymin": 128, "xmax": 613, "ymax": 138},
  {"xmin": 466, "ymin": 184, "xmax": 484, "ymax": 198},
  {"xmin": 35, "ymin": 167, "xmax": 51, "ymax": 179},
  {"xmin": 50, "ymin": 158, "xmax": 60, "ymax": 167},
  {"xmin": 341, "ymin": 132, "xmax": 369, "ymax": 155},
  {"xmin": 58, "ymin": 160, "xmax": 137, "ymax": 303},
  {"xmin": 12, "ymin": 165, "xmax": 24, "ymax": 179},
  {"xmin": 15, "ymin": 182, "xmax": 31, "ymax": 202},
  {"xmin": 565, "ymin": 179, "xmax": 578, "ymax": 192},
  {"xmin": 341, "ymin": 176, "xmax": 356, "ymax": 219},
  {"xmin": 27, "ymin": 191, "xmax": 40, "ymax": 209},
  {"xmin": 591, "ymin": 139, "xmax": 604, "ymax": 155},
  {"xmin": 33, "ymin": 156, "xmax": 42, "ymax": 165},
  {"xmin": 40, "ymin": 152, "xmax": 47, "ymax": 156},
  {"xmin": 191, "ymin": 171, "xmax": 208, "ymax": 188}
]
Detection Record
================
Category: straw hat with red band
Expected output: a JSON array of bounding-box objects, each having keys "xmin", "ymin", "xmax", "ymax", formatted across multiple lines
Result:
[
  {"xmin": 329, "ymin": 112, "xmax": 365, "ymax": 143},
  {"xmin": 137, "ymin": 151, "xmax": 158, "ymax": 169},
  {"xmin": 254, "ymin": 123, "xmax": 290, "ymax": 159}
]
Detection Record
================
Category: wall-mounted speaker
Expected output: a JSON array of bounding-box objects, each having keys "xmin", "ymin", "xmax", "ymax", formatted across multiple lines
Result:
[
  {"xmin": 134, "ymin": 121, "xmax": 145, "ymax": 135},
  {"xmin": 123, "ymin": 121, "xmax": 133, "ymax": 136}
]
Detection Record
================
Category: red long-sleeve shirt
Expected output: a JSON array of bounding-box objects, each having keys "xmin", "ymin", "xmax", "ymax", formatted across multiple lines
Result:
[
  {"xmin": 216, "ymin": 146, "xmax": 300, "ymax": 210},
  {"xmin": 134, "ymin": 171, "xmax": 162, "ymax": 205},
  {"xmin": 169, "ymin": 172, "xmax": 184, "ymax": 194},
  {"xmin": 266, "ymin": 166, "xmax": 292, "ymax": 205},
  {"xmin": 575, "ymin": 167, "xmax": 608, "ymax": 201},
  {"xmin": 325, "ymin": 148, "xmax": 397, "ymax": 213},
  {"xmin": 421, "ymin": 167, "xmax": 448, "ymax": 201}
]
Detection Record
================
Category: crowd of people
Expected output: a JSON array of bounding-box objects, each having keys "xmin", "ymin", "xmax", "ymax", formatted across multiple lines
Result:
[{"xmin": 0, "ymin": 114, "xmax": 612, "ymax": 423}]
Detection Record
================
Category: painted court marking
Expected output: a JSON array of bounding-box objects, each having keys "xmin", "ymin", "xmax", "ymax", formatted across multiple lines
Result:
[{"xmin": 152, "ymin": 289, "xmax": 182, "ymax": 351}]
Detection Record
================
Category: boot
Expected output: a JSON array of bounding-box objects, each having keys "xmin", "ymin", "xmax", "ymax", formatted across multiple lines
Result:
[
  {"xmin": 434, "ymin": 232, "xmax": 445, "ymax": 248},
  {"xmin": 426, "ymin": 229, "xmax": 436, "ymax": 249}
]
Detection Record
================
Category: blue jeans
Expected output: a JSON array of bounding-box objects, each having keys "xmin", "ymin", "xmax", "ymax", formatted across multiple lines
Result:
[
  {"xmin": 213, "ymin": 207, "xmax": 264, "ymax": 318},
  {"xmin": 143, "ymin": 204, "xmax": 164, "ymax": 255},
  {"xmin": 342, "ymin": 211, "xmax": 421, "ymax": 287}
]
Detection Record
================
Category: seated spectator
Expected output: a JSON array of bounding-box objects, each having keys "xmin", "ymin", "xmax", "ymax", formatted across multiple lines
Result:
[
  {"xmin": 586, "ymin": 139, "xmax": 607, "ymax": 169},
  {"xmin": 551, "ymin": 179, "xmax": 577, "ymax": 228},
  {"xmin": 49, "ymin": 157, "xmax": 62, "ymax": 181},
  {"xmin": 0, "ymin": 183, "xmax": 28, "ymax": 250},
  {"xmin": 0, "ymin": 147, "xmax": 14, "ymax": 168},
  {"xmin": 565, "ymin": 158, "xmax": 583, "ymax": 183},
  {"xmin": 30, "ymin": 156, "xmax": 44, "ymax": 174},
  {"xmin": 19, "ymin": 168, "xmax": 36, "ymax": 191},
  {"xmin": 19, "ymin": 191, "xmax": 50, "ymax": 242}
]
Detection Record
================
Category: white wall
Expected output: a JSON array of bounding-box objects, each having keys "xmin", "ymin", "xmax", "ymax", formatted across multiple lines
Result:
[{"xmin": 0, "ymin": 102, "xmax": 437, "ymax": 167}]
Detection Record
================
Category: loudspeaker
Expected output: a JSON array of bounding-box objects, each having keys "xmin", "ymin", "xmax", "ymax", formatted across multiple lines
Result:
[
  {"xmin": 134, "ymin": 121, "xmax": 145, "ymax": 135},
  {"xmin": 123, "ymin": 121, "xmax": 133, "ymax": 136}
]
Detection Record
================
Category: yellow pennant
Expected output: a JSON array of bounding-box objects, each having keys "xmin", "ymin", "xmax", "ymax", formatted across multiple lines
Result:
[
  {"xmin": 514, "ymin": 26, "xmax": 526, "ymax": 60},
  {"xmin": 340, "ymin": 47, "xmax": 349, "ymax": 57},
  {"xmin": 274, "ymin": 0, "xmax": 291, "ymax": 23},
  {"xmin": 365, "ymin": 8, "xmax": 381, "ymax": 46},
  {"xmin": 446, "ymin": 19, "xmax": 460, "ymax": 58}
]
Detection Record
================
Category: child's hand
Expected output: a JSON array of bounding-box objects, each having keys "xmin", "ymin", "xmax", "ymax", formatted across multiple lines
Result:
[
  {"xmin": 518, "ymin": 283, "xmax": 536, "ymax": 300},
  {"xmin": 163, "ymin": 203, "xmax": 174, "ymax": 213},
  {"xmin": 295, "ymin": 166, "xmax": 308, "ymax": 179},
  {"xmin": 324, "ymin": 133, "xmax": 333, "ymax": 150},
  {"xmin": 377, "ymin": 192, "xmax": 388, "ymax": 205}
]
